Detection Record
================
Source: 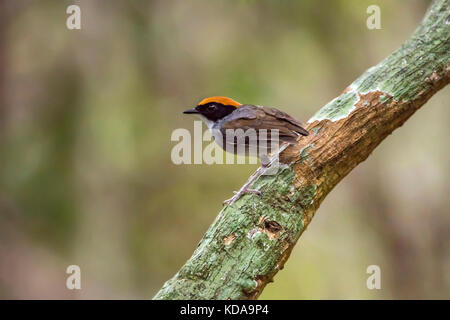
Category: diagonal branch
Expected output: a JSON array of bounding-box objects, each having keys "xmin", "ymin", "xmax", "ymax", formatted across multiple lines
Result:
[{"xmin": 154, "ymin": 0, "xmax": 450, "ymax": 300}]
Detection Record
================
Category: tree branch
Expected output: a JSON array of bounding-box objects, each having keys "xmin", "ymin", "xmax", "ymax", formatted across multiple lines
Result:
[{"xmin": 154, "ymin": 0, "xmax": 450, "ymax": 300}]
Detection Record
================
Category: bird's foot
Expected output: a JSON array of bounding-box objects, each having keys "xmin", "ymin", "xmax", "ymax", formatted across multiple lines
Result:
[{"xmin": 223, "ymin": 188, "xmax": 262, "ymax": 207}]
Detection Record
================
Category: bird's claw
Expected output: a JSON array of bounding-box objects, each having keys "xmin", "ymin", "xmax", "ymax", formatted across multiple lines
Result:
[
  {"xmin": 246, "ymin": 188, "xmax": 262, "ymax": 196},
  {"xmin": 223, "ymin": 188, "xmax": 262, "ymax": 207}
]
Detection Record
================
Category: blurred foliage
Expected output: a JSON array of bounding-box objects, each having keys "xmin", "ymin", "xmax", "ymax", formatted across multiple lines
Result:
[{"xmin": 0, "ymin": 0, "xmax": 448, "ymax": 299}]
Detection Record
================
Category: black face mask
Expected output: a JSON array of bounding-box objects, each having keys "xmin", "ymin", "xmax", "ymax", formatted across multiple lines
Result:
[{"xmin": 195, "ymin": 103, "xmax": 237, "ymax": 122}]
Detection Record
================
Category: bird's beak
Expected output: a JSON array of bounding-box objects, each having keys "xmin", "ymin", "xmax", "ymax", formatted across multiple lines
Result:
[{"xmin": 183, "ymin": 108, "xmax": 199, "ymax": 114}]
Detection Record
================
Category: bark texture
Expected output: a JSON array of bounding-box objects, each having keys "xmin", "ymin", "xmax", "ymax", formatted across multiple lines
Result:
[{"xmin": 154, "ymin": 0, "xmax": 450, "ymax": 300}]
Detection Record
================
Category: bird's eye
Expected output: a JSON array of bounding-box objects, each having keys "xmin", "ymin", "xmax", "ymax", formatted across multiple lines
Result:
[{"xmin": 209, "ymin": 104, "xmax": 217, "ymax": 111}]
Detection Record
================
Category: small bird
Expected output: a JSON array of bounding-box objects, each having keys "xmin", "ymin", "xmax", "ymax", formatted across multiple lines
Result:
[{"xmin": 183, "ymin": 96, "xmax": 309, "ymax": 206}]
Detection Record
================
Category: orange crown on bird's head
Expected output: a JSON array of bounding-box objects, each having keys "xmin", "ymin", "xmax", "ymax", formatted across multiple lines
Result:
[{"xmin": 197, "ymin": 96, "xmax": 242, "ymax": 108}]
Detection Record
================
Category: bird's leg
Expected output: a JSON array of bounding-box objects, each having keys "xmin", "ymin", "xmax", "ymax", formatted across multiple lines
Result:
[
  {"xmin": 223, "ymin": 144, "xmax": 289, "ymax": 207},
  {"xmin": 223, "ymin": 165, "xmax": 265, "ymax": 206}
]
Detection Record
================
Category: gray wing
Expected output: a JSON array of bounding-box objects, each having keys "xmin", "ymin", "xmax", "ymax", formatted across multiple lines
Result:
[{"xmin": 220, "ymin": 105, "xmax": 309, "ymax": 144}]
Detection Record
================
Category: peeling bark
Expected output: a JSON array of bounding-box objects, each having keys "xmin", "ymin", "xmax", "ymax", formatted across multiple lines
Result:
[{"xmin": 154, "ymin": 0, "xmax": 450, "ymax": 300}]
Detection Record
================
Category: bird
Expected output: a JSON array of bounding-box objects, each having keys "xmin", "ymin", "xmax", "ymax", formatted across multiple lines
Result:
[{"xmin": 183, "ymin": 96, "xmax": 309, "ymax": 206}]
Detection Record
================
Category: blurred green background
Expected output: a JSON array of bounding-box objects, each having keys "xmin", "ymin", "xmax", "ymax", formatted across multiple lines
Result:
[{"xmin": 0, "ymin": 0, "xmax": 448, "ymax": 299}]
